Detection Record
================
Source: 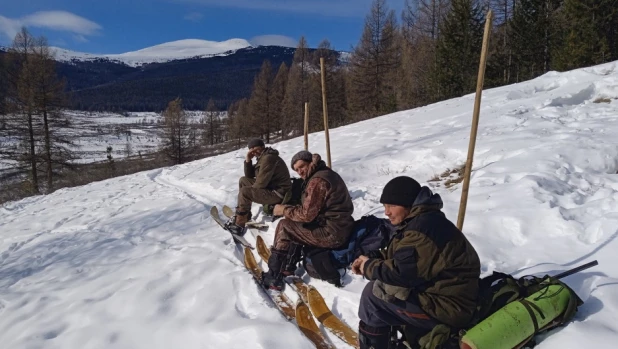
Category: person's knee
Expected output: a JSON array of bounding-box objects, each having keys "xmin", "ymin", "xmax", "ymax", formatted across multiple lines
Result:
[
  {"xmin": 239, "ymin": 176, "xmax": 251, "ymax": 187},
  {"xmin": 273, "ymin": 220, "xmax": 294, "ymax": 244},
  {"xmin": 276, "ymin": 218, "xmax": 296, "ymax": 230},
  {"xmin": 358, "ymin": 320, "xmax": 390, "ymax": 349},
  {"xmin": 358, "ymin": 282, "xmax": 376, "ymax": 322},
  {"xmin": 239, "ymin": 186, "xmax": 252, "ymax": 199}
]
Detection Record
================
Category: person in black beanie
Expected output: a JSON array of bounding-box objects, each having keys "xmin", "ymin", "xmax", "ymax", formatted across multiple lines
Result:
[
  {"xmin": 227, "ymin": 139, "xmax": 291, "ymax": 235},
  {"xmin": 351, "ymin": 176, "xmax": 481, "ymax": 349}
]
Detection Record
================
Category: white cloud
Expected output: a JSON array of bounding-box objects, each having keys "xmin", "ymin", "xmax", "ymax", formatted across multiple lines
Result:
[
  {"xmin": 249, "ymin": 35, "xmax": 297, "ymax": 48},
  {"xmin": 0, "ymin": 11, "xmax": 101, "ymax": 42},
  {"xmin": 0, "ymin": 16, "xmax": 21, "ymax": 40},
  {"xmin": 184, "ymin": 12, "xmax": 203, "ymax": 22},
  {"xmin": 72, "ymin": 34, "xmax": 89, "ymax": 43}
]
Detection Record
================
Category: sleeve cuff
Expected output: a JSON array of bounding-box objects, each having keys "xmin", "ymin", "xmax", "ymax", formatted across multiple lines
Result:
[{"xmin": 363, "ymin": 259, "xmax": 377, "ymax": 280}]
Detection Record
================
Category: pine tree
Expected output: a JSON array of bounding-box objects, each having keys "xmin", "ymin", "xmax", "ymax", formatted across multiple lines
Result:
[
  {"xmin": 487, "ymin": 0, "xmax": 517, "ymax": 85},
  {"xmin": 271, "ymin": 62, "xmax": 288, "ymax": 139},
  {"xmin": 226, "ymin": 100, "xmax": 242, "ymax": 148},
  {"xmin": 554, "ymin": 0, "xmax": 618, "ymax": 70},
  {"xmin": 161, "ymin": 98, "xmax": 191, "ymax": 164},
  {"xmin": 248, "ymin": 60, "xmax": 274, "ymax": 142},
  {"xmin": 509, "ymin": 0, "xmax": 562, "ymax": 81},
  {"xmin": 28, "ymin": 37, "xmax": 74, "ymax": 192},
  {"xmin": 203, "ymin": 98, "xmax": 219, "ymax": 146},
  {"xmin": 229, "ymin": 98, "xmax": 250, "ymax": 144},
  {"xmin": 408, "ymin": 0, "xmax": 450, "ymax": 40},
  {"xmin": 0, "ymin": 54, "xmax": 7, "ymax": 117},
  {"xmin": 398, "ymin": 0, "xmax": 450, "ymax": 107},
  {"xmin": 282, "ymin": 37, "xmax": 310, "ymax": 137},
  {"xmin": 5, "ymin": 28, "xmax": 40, "ymax": 193},
  {"xmin": 434, "ymin": 0, "xmax": 484, "ymax": 100},
  {"xmin": 308, "ymin": 40, "xmax": 347, "ymax": 131},
  {"xmin": 347, "ymin": 0, "xmax": 401, "ymax": 119}
]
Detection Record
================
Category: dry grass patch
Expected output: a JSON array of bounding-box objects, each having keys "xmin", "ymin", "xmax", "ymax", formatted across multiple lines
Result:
[
  {"xmin": 428, "ymin": 164, "xmax": 466, "ymax": 189},
  {"xmin": 593, "ymin": 97, "xmax": 612, "ymax": 103}
]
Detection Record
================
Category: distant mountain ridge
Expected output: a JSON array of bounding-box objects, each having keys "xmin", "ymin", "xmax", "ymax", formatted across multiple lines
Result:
[
  {"xmin": 1, "ymin": 38, "xmax": 347, "ymax": 112},
  {"xmin": 1, "ymin": 41, "xmax": 349, "ymax": 112}
]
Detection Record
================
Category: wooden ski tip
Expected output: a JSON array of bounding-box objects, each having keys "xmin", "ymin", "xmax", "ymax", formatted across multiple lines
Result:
[
  {"xmin": 244, "ymin": 246, "xmax": 255, "ymax": 264},
  {"xmin": 307, "ymin": 285, "xmax": 359, "ymax": 348},
  {"xmin": 256, "ymin": 235, "xmax": 271, "ymax": 261},
  {"xmin": 295, "ymin": 299, "xmax": 334, "ymax": 349},
  {"xmin": 223, "ymin": 205, "xmax": 235, "ymax": 218}
]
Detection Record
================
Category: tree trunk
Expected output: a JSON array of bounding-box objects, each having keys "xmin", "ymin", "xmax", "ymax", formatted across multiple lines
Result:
[
  {"xmin": 27, "ymin": 111, "xmax": 39, "ymax": 193},
  {"xmin": 43, "ymin": 109, "xmax": 52, "ymax": 190}
]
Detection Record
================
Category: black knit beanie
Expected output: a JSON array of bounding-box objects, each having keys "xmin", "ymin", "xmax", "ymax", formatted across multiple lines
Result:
[
  {"xmin": 290, "ymin": 150, "xmax": 313, "ymax": 169},
  {"xmin": 247, "ymin": 138, "xmax": 265, "ymax": 149},
  {"xmin": 379, "ymin": 176, "xmax": 422, "ymax": 207}
]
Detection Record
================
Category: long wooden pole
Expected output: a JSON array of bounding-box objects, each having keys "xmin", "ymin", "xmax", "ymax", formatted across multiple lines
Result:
[
  {"xmin": 304, "ymin": 102, "xmax": 309, "ymax": 151},
  {"xmin": 320, "ymin": 57, "xmax": 332, "ymax": 168},
  {"xmin": 457, "ymin": 10, "xmax": 493, "ymax": 231}
]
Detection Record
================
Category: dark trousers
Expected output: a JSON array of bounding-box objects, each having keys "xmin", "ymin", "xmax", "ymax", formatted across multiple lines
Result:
[
  {"xmin": 237, "ymin": 177, "xmax": 283, "ymax": 213},
  {"xmin": 359, "ymin": 281, "xmax": 438, "ymax": 330}
]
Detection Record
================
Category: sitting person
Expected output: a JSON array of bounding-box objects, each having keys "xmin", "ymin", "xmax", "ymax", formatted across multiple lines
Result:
[
  {"xmin": 228, "ymin": 139, "xmax": 291, "ymax": 235},
  {"xmin": 351, "ymin": 176, "xmax": 481, "ymax": 349},
  {"xmin": 262, "ymin": 150, "xmax": 355, "ymax": 290}
]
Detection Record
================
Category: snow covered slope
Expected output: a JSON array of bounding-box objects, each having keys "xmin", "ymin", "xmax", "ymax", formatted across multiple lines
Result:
[
  {"xmin": 1, "ymin": 61, "xmax": 618, "ymax": 348},
  {"xmin": 50, "ymin": 38, "xmax": 252, "ymax": 67}
]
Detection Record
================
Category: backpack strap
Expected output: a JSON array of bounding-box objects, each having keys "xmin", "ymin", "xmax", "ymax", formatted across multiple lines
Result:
[
  {"xmin": 518, "ymin": 298, "xmax": 546, "ymax": 333},
  {"xmin": 491, "ymin": 277, "xmax": 522, "ymax": 307},
  {"xmin": 418, "ymin": 324, "xmax": 454, "ymax": 349}
]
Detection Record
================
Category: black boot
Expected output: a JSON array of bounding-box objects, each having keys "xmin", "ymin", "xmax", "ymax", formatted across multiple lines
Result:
[
  {"xmin": 226, "ymin": 223, "xmax": 247, "ymax": 236},
  {"xmin": 225, "ymin": 209, "xmax": 250, "ymax": 236},
  {"xmin": 262, "ymin": 249, "xmax": 287, "ymax": 291},
  {"xmin": 281, "ymin": 243, "xmax": 302, "ymax": 277},
  {"xmin": 358, "ymin": 321, "xmax": 390, "ymax": 349}
]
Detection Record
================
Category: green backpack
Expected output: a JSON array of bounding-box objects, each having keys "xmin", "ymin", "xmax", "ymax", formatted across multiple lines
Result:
[{"xmin": 398, "ymin": 272, "xmax": 584, "ymax": 349}]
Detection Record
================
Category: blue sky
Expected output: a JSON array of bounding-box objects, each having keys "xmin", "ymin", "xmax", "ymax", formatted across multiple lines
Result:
[{"xmin": 0, "ymin": 0, "xmax": 403, "ymax": 54}]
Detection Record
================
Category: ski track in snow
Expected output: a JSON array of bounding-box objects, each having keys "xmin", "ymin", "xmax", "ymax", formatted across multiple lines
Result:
[{"xmin": 2, "ymin": 62, "xmax": 618, "ymax": 348}]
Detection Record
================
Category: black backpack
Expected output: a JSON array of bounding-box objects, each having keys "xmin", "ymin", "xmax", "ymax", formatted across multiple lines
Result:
[
  {"xmin": 302, "ymin": 215, "xmax": 390, "ymax": 287},
  {"xmin": 263, "ymin": 177, "xmax": 304, "ymax": 216},
  {"xmin": 285, "ymin": 177, "xmax": 304, "ymax": 205}
]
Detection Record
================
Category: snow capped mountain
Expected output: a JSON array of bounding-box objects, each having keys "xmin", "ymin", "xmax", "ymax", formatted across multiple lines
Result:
[{"xmin": 50, "ymin": 38, "xmax": 253, "ymax": 67}]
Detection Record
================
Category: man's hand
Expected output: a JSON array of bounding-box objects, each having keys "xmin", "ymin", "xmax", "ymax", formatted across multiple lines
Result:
[
  {"xmin": 245, "ymin": 149, "xmax": 255, "ymax": 162},
  {"xmin": 273, "ymin": 204, "xmax": 287, "ymax": 216},
  {"xmin": 351, "ymin": 255, "xmax": 369, "ymax": 275}
]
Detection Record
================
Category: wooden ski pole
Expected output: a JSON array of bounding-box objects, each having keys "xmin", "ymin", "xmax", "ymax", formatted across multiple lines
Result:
[
  {"xmin": 457, "ymin": 10, "xmax": 493, "ymax": 231},
  {"xmin": 304, "ymin": 102, "xmax": 309, "ymax": 151},
  {"xmin": 320, "ymin": 57, "xmax": 332, "ymax": 168}
]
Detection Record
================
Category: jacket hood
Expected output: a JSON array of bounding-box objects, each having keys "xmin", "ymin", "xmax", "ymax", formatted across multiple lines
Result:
[
  {"xmin": 261, "ymin": 147, "xmax": 279, "ymax": 157},
  {"xmin": 411, "ymin": 186, "xmax": 443, "ymax": 208}
]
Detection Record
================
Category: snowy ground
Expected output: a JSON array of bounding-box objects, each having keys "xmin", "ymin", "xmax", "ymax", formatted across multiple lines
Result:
[
  {"xmin": 0, "ymin": 110, "xmax": 214, "ymax": 170},
  {"xmin": 1, "ymin": 61, "xmax": 618, "ymax": 348}
]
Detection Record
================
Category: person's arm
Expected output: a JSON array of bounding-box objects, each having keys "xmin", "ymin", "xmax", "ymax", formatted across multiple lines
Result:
[
  {"xmin": 244, "ymin": 160, "xmax": 255, "ymax": 178},
  {"xmin": 252, "ymin": 156, "xmax": 276, "ymax": 189},
  {"xmin": 283, "ymin": 178, "xmax": 329, "ymax": 223},
  {"xmin": 363, "ymin": 231, "xmax": 436, "ymax": 288},
  {"xmin": 244, "ymin": 149, "xmax": 256, "ymax": 178}
]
